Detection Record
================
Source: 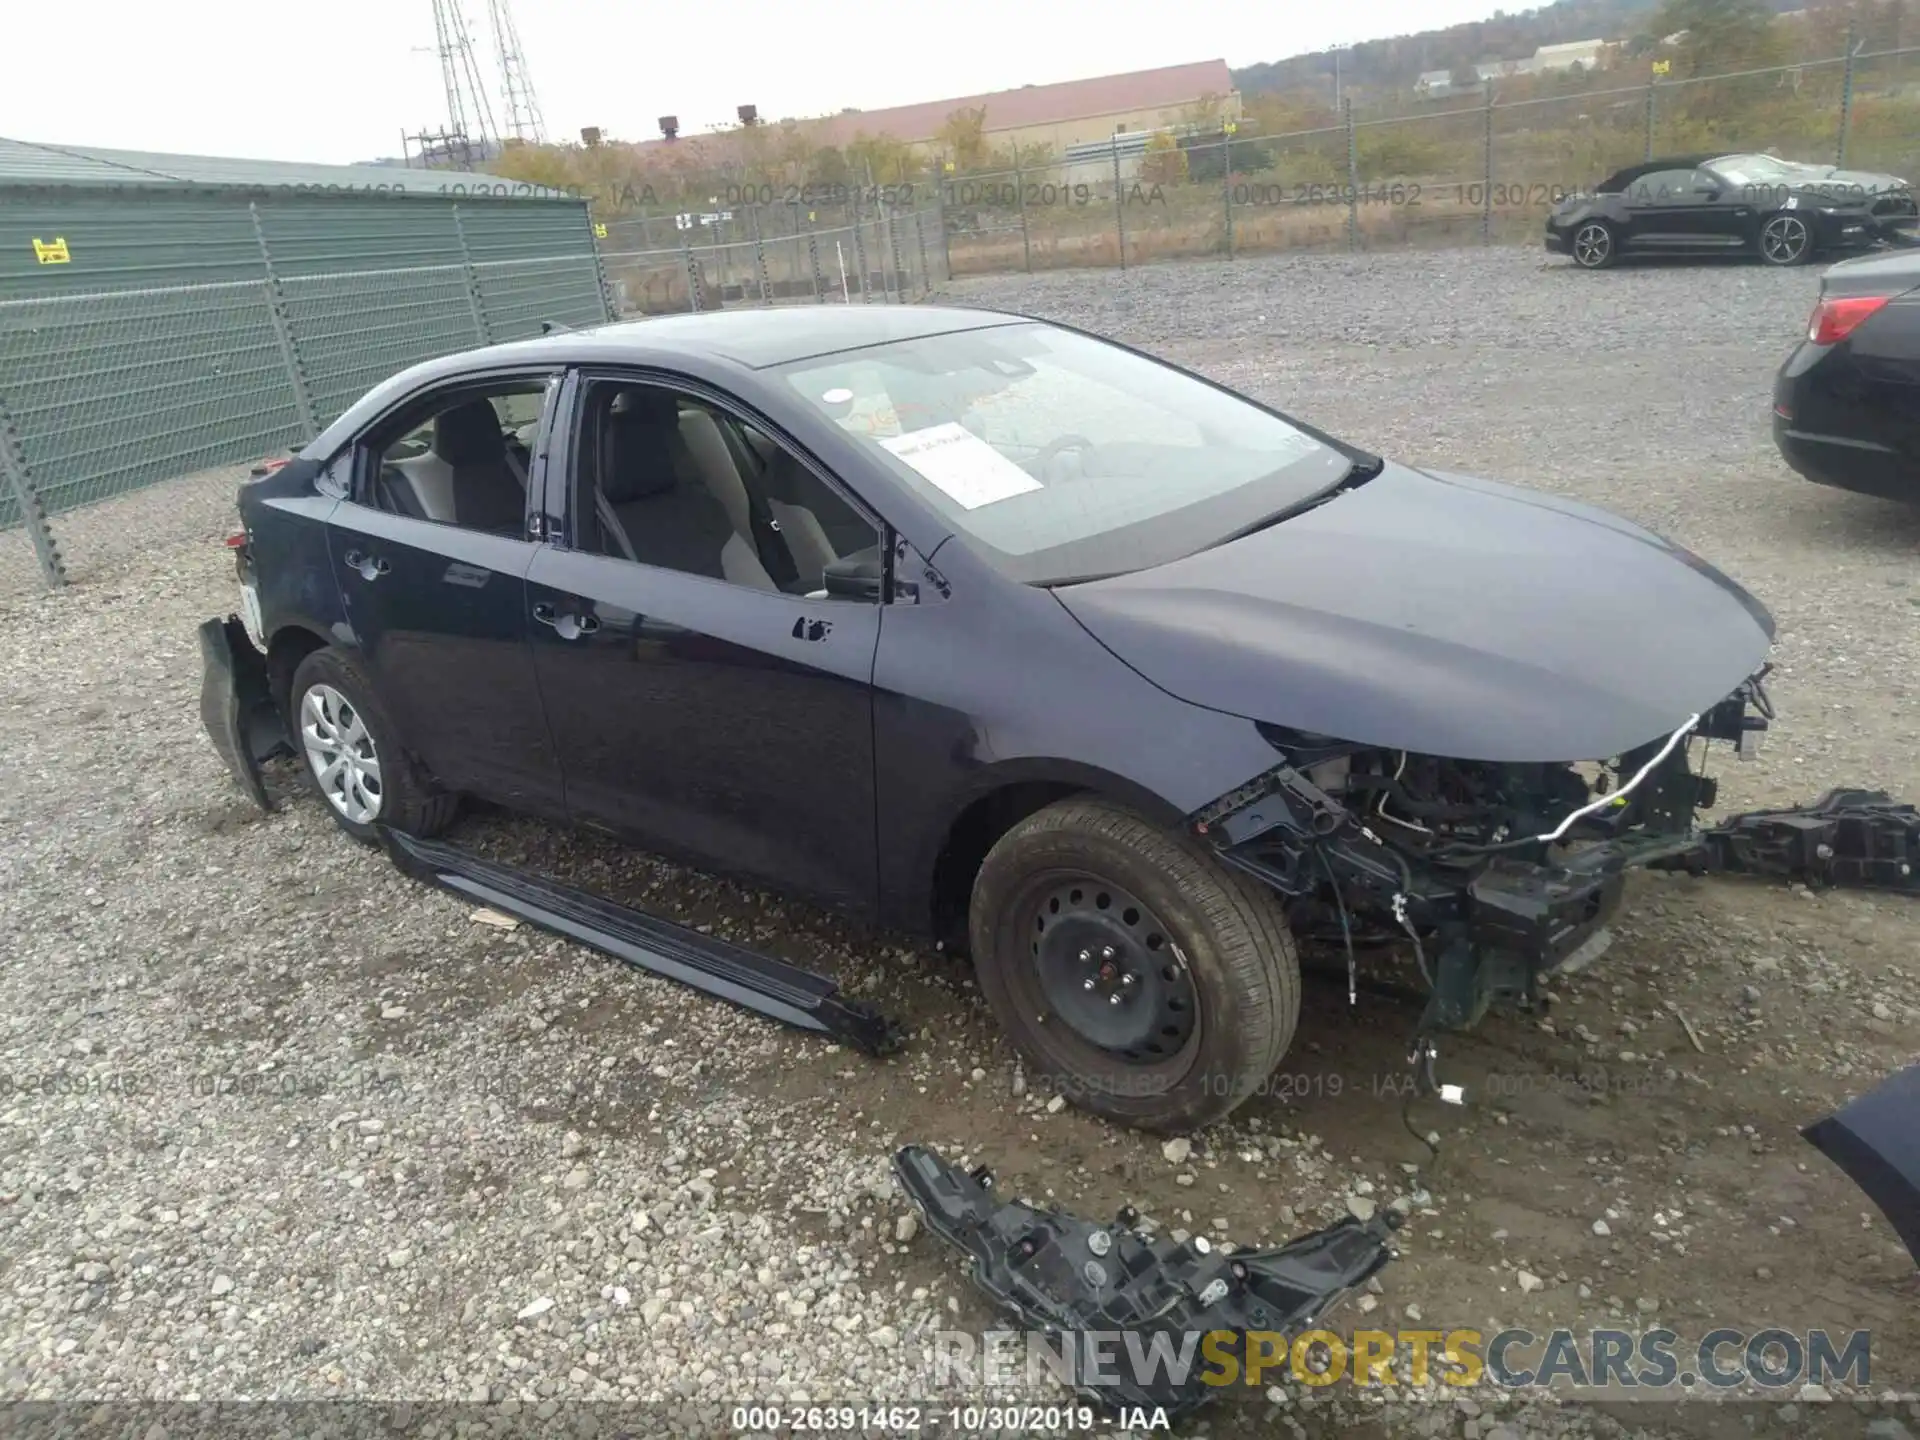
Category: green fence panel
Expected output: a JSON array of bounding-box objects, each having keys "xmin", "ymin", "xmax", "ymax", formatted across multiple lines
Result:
[
  {"xmin": 456, "ymin": 198, "xmax": 599, "ymax": 261},
  {"xmin": 280, "ymin": 263, "xmax": 484, "ymax": 427},
  {"xmin": 473, "ymin": 256, "xmax": 609, "ymax": 341},
  {"xmin": 255, "ymin": 193, "xmax": 471, "ymax": 275},
  {"xmin": 0, "ymin": 279, "xmax": 302, "ymax": 524},
  {"xmin": 0, "ymin": 189, "xmax": 265, "ymax": 297}
]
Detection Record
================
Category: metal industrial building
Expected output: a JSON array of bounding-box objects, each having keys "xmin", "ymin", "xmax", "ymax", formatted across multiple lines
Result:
[{"xmin": 0, "ymin": 137, "xmax": 609, "ymax": 561}]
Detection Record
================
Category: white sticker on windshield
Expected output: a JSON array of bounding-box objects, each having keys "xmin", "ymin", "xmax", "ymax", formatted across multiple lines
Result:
[
  {"xmin": 879, "ymin": 423, "xmax": 1043, "ymax": 511},
  {"xmin": 821, "ymin": 387, "xmax": 853, "ymax": 403}
]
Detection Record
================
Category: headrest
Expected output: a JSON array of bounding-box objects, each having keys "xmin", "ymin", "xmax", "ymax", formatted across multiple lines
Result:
[
  {"xmin": 434, "ymin": 400, "xmax": 506, "ymax": 465},
  {"xmin": 609, "ymin": 387, "xmax": 680, "ymax": 426},
  {"xmin": 599, "ymin": 390, "xmax": 681, "ymax": 504}
]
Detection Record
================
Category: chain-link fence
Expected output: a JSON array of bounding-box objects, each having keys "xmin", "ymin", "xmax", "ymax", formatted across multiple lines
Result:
[
  {"xmin": 598, "ymin": 195, "xmax": 947, "ymax": 316},
  {"xmin": 914, "ymin": 41, "xmax": 1920, "ymax": 272}
]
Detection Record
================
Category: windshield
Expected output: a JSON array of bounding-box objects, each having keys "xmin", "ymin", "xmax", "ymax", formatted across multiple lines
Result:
[
  {"xmin": 777, "ymin": 322, "xmax": 1349, "ymax": 583},
  {"xmin": 1708, "ymin": 154, "xmax": 1800, "ymax": 185}
]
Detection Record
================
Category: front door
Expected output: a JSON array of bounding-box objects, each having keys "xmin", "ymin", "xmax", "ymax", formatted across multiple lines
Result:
[
  {"xmin": 327, "ymin": 373, "xmax": 567, "ymax": 818},
  {"xmin": 1623, "ymin": 167, "xmax": 1745, "ymax": 251},
  {"xmin": 526, "ymin": 372, "xmax": 887, "ymax": 913}
]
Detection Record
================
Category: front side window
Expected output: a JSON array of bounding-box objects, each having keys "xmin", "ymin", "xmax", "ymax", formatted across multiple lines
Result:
[
  {"xmin": 570, "ymin": 378, "xmax": 881, "ymax": 598},
  {"xmin": 1706, "ymin": 154, "xmax": 1795, "ymax": 188},
  {"xmin": 778, "ymin": 322, "xmax": 1349, "ymax": 583},
  {"xmin": 364, "ymin": 379, "xmax": 550, "ymax": 536}
]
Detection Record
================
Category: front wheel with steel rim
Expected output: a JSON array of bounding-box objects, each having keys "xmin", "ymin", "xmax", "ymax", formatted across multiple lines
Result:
[
  {"xmin": 969, "ymin": 796, "xmax": 1301, "ymax": 1134},
  {"xmin": 1759, "ymin": 212, "xmax": 1814, "ymax": 266},
  {"xmin": 1571, "ymin": 220, "xmax": 1617, "ymax": 269},
  {"xmin": 287, "ymin": 647, "xmax": 458, "ymax": 843}
]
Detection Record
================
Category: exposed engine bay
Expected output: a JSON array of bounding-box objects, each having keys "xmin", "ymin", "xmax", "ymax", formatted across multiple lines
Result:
[{"xmin": 1190, "ymin": 667, "xmax": 1919, "ymax": 1041}]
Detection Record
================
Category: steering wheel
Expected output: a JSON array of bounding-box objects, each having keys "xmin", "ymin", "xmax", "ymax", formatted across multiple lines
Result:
[{"xmin": 1032, "ymin": 434, "xmax": 1095, "ymax": 473}]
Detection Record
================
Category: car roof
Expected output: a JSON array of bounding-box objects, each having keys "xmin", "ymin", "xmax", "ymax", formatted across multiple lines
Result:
[
  {"xmin": 300, "ymin": 303, "xmax": 1042, "ymax": 460},
  {"xmin": 463, "ymin": 305, "xmax": 1031, "ymax": 372},
  {"xmin": 1601, "ymin": 154, "xmax": 1721, "ymax": 186}
]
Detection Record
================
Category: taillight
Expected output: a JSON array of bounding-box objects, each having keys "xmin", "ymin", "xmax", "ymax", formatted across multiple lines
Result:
[
  {"xmin": 1808, "ymin": 294, "xmax": 1890, "ymax": 346},
  {"xmin": 226, "ymin": 531, "xmax": 248, "ymax": 549}
]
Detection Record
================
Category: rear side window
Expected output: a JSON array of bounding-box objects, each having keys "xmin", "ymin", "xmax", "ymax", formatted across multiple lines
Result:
[{"xmin": 360, "ymin": 380, "xmax": 552, "ymax": 537}]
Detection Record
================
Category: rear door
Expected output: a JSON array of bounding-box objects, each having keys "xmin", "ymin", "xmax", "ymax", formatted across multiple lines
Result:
[
  {"xmin": 325, "ymin": 371, "xmax": 568, "ymax": 818},
  {"xmin": 524, "ymin": 369, "xmax": 888, "ymax": 913}
]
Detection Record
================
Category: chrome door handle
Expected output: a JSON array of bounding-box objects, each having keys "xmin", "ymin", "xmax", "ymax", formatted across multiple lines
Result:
[{"xmin": 343, "ymin": 550, "xmax": 389, "ymax": 580}]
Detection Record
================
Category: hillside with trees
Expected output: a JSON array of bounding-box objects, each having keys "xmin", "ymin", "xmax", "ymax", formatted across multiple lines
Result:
[{"xmin": 1231, "ymin": 0, "xmax": 1909, "ymax": 102}]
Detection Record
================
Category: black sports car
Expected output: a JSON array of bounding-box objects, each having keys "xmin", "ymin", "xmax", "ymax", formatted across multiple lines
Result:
[
  {"xmin": 198, "ymin": 306, "xmax": 1782, "ymax": 1133},
  {"xmin": 1547, "ymin": 152, "xmax": 1917, "ymax": 269},
  {"xmin": 1774, "ymin": 248, "xmax": 1920, "ymax": 500}
]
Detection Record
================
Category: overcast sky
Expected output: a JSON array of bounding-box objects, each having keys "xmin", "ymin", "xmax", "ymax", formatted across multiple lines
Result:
[{"xmin": 8, "ymin": 0, "xmax": 1513, "ymax": 165}]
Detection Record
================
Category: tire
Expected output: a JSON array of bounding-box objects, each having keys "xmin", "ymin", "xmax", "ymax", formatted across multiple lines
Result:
[
  {"xmin": 968, "ymin": 797, "xmax": 1301, "ymax": 1134},
  {"xmin": 1758, "ymin": 212, "xmax": 1815, "ymax": 267},
  {"xmin": 1570, "ymin": 220, "xmax": 1618, "ymax": 270},
  {"xmin": 288, "ymin": 647, "xmax": 458, "ymax": 844}
]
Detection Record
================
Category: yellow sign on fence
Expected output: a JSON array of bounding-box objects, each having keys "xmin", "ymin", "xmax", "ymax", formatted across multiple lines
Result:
[
  {"xmin": 1651, "ymin": 59, "xmax": 1672, "ymax": 76},
  {"xmin": 31, "ymin": 237, "xmax": 71, "ymax": 265}
]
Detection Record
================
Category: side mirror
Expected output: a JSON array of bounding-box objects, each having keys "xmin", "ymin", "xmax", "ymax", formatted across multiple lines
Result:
[{"xmin": 822, "ymin": 550, "xmax": 885, "ymax": 601}]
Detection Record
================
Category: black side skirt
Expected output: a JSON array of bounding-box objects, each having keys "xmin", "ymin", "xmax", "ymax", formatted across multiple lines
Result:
[{"xmin": 381, "ymin": 829, "xmax": 905, "ymax": 1058}]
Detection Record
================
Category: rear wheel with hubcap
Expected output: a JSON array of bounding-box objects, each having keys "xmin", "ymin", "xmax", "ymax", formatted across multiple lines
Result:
[
  {"xmin": 969, "ymin": 797, "xmax": 1300, "ymax": 1133},
  {"xmin": 289, "ymin": 647, "xmax": 458, "ymax": 843}
]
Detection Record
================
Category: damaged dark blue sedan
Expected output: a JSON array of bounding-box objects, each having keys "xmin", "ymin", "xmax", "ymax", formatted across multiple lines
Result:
[{"xmin": 201, "ymin": 305, "xmax": 1811, "ymax": 1134}]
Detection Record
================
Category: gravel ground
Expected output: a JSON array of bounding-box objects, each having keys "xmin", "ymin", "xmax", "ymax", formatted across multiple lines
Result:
[{"xmin": 1, "ymin": 245, "xmax": 1917, "ymax": 1439}]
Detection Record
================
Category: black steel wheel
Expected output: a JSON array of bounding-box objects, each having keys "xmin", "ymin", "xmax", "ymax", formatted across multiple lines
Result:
[
  {"xmin": 1025, "ymin": 873, "xmax": 1197, "ymax": 1064},
  {"xmin": 969, "ymin": 797, "xmax": 1301, "ymax": 1133}
]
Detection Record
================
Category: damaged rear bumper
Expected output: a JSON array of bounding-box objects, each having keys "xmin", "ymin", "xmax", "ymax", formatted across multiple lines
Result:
[{"xmin": 198, "ymin": 615, "xmax": 286, "ymax": 810}]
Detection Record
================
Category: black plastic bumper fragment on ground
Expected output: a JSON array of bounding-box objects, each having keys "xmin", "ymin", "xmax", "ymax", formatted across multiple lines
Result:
[
  {"xmin": 893, "ymin": 1144, "xmax": 1398, "ymax": 1420},
  {"xmin": 382, "ymin": 829, "xmax": 905, "ymax": 1058},
  {"xmin": 1663, "ymin": 789, "xmax": 1920, "ymax": 893}
]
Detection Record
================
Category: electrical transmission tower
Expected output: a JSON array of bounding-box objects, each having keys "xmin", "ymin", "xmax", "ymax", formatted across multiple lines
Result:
[
  {"xmin": 430, "ymin": 0, "xmax": 498, "ymax": 163},
  {"xmin": 488, "ymin": 0, "xmax": 546, "ymax": 145}
]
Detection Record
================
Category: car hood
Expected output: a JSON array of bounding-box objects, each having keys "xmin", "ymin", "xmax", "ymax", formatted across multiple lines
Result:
[
  {"xmin": 1052, "ymin": 462, "xmax": 1776, "ymax": 764},
  {"xmin": 1779, "ymin": 163, "xmax": 1906, "ymax": 188}
]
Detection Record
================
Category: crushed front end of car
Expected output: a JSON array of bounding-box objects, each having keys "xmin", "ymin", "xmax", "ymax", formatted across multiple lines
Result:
[{"xmin": 1189, "ymin": 668, "xmax": 1787, "ymax": 1037}]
